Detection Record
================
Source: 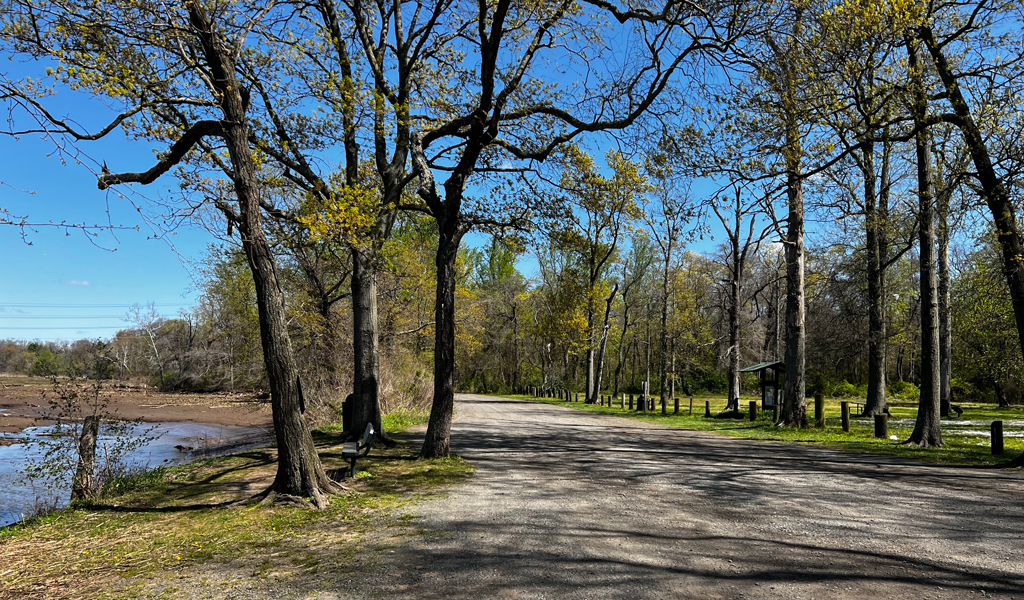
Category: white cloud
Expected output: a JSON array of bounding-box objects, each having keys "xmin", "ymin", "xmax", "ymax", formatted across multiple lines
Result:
[{"xmin": 64, "ymin": 280, "xmax": 91, "ymax": 286}]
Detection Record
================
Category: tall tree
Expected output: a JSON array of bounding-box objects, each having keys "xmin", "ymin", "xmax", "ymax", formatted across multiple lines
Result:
[
  {"xmin": 905, "ymin": 34, "xmax": 942, "ymax": 448},
  {"xmin": 404, "ymin": 0, "xmax": 748, "ymax": 457},
  {"xmin": 711, "ymin": 186, "xmax": 763, "ymax": 412},
  {"xmin": 1, "ymin": 0, "xmax": 340, "ymax": 504}
]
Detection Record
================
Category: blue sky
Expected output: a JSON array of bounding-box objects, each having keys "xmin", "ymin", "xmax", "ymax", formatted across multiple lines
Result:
[{"xmin": 1, "ymin": 124, "xmax": 209, "ymax": 342}]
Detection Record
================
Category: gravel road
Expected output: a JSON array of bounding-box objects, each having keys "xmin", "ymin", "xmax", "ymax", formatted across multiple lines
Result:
[{"xmin": 345, "ymin": 393, "xmax": 1024, "ymax": 599}]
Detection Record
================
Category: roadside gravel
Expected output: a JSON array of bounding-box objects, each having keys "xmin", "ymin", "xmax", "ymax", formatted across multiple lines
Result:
[{"xmin": 335, "ymin": 393, "xmax": 1024, "ymax": 599}]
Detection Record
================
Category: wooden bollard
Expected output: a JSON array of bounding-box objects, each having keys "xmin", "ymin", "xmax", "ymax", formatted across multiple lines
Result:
[
  {"xmin": 629, "ymin": 394, "xmax": 634, "ymax": 410},
  {"xmin": 749, "ymin": 400, "xmax": 757, "ymax": 421},
  {"xmin": 620, "ymin": 394, "xmax": 625, "ymax": 409},
  {"xmin": 661, "ymin": 397, "xmax": 667, "ymax": 415},
  {"xmin": 874, "ymin": 413, "xmax": 888, "ymax": 439},
  {"xmin": 689, "ymin": 397, "xmax": 693, "ymax": 415},
  {"xmin": 841, "ymin": 401, "xmax": 850, "ymax": 432},
  {"xmin": 992, "ymin": 421, "xmax": 1004, "ymax": 455},
  {"xmin": 704, "ymin": 400, "xmax": 711, "ymax": 418},
  {"xmin": 814, "ymin": 393, "xmax": 825, "ymax": 427},
  {"xmin": 674, "ymin": 397, "xmax": 679, "ymax": 415}
]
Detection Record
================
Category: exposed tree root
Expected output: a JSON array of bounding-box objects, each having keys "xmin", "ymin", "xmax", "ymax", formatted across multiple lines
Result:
[
  {"xmin": 901, "ymin": 438, "xmax": 944, "ymax": 449},
  {"xmin": 232, "ymin": 477, "xmax": 347, "ymax": 510}
]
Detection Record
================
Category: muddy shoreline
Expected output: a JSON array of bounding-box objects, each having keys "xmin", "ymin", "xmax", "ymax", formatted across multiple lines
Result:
[{"xmin": 0, "ymin": 376, "xmax": 274, "ymax": 435}]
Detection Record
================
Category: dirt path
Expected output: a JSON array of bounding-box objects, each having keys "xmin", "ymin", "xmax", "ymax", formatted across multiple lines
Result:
[{"xmin": 340, "ymin": 393, "xmax": 1024, "ymax": 599}]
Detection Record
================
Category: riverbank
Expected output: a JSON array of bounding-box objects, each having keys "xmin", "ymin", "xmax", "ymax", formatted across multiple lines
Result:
[
  {"xmin": 0, "ymin": 418, "xmax": 472, "ymax": 600},
  {"xmin": 0, "ymin": 376, "xmax": 274, "ymax": 435}
]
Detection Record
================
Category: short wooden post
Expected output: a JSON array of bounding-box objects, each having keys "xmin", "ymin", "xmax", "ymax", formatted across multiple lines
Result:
[
  {"xmin": 661, "ymin": 398, "xmax": 667, "ymax": 415},
  {"xmin": 674, "ymin": 397, "xmax": 679, "ymax": 415},
  {"xmin": 704, "ymin": 400, "xmax": 711, "ymax": 418},
  {"xmin": 992, "ymin": 421, "xmax": 1004, "ymax": 455},
  {"xmin": 874, "ymin": 414, "xmax": 888, "ymax": 439},
  {"xmin": 841, "ymin": 401, "xmax": 850, "ymax": 432},
  {"xmin": 689, "ymin": 397, "xmax": 693, "ymax": 415},
  {"xmin": 814, "ymin": 393, "xmax": 825, "ymax": 427},
  {"xmin": 620, "ymin": 394, "xmax": 625, "ymax": 409},
  {"xmin": 749, "ymin": 400, "xmax": 757, "ymax": 422},
  {"xmin": 629, "ymin": 394, "xmax": 634, "ymax": 410}
]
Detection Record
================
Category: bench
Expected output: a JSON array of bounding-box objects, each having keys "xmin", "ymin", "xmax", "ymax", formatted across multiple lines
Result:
[
  {"xmin": 340, "ymin": 423, "xmax": 375, "ymax": 479},
  {"xmin": 849, "ymin": 402, "xmax": 865, "ymax": 416}
]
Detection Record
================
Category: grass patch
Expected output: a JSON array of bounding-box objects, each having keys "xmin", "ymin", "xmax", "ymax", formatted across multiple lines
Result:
[
  {"xmin": 0, "ymin": 419, "xmax": 473, "ymax": 600},
  {"xmin": 513, "ymin": 393, "xmax": 1024, "ymax": 468},
  {"xmin": 315, "ymin": 408, "xmax": 430, "ymax": 436}
]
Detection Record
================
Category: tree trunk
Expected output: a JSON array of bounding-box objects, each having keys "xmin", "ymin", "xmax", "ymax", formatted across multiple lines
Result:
[
  {"xmin": 727, "ymin": 253, "xmax": 741, "ymax": 412},
  {"xmin": 584, "ymin": 290, "xmax": 598, "ymax": 403},
  {"xmin": 613, "ymin": 302, "xmax": 631, "ymax": 397},
  {"xmin": 70, "ymin": 415, "xmax": 100, "ymax": 502},
  {"xmin": 594, "ymin": 285, "xmax": 617, "ymax": 401},
  {"xmin": 781, "ymin": 158, "xmax": 807, "ymax": 427},
  {"xmin": 191, "ymin": 2, "xmax": 339, "ymax": 505},
  {"xmin": 864, "ymin": 141, "xmax": 888, "ymax": 416},
  {"xmin": 938, "ymin": 168, "xmax": 952, "ymax": 418},
  {"xmin": 906, "ymin": 35, "xmax": 943, "ymax": 448},
  {"xmin": 660, "ymin": 244, "xmax": 672, "ymax": 408},
  {"xmin": 421, "ymin": 220, "xmax": 466, "ymax": 459},
  {"xmin": 351, "ymin": 247, "xmax": 385, "ymax": 441},
  {"xmin": 920, "ymin": 26, "xmax": 1024, "ymax": 365}
]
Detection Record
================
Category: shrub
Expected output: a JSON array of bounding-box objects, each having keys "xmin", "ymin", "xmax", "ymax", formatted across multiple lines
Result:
[{"xmin": 889, "ymin": 380, "xmax": 920, "ymax": 399}]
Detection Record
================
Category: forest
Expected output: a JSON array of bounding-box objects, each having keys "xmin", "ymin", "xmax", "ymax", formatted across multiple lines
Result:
[{"xmin": 3, "ymin": 0, "xmax": 1024, "ymax": 503}]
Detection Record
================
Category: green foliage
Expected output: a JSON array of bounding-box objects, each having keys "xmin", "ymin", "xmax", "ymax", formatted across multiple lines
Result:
[{"xmin": 888, "ymin": 380, "xmax": 920, "ymax": 400}]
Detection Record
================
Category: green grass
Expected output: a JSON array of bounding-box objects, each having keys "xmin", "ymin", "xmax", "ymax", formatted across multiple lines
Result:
[
  {"xmin": 314, "ymin": 408, "xmax": 430, "ymax": 436},
  {"xmin": 513, "ymin": 393, "xmax": 1024, "ymax": 468},
  {"xmin": 0, "ymin": 417, "xmax": 473, "ymax": 600}
]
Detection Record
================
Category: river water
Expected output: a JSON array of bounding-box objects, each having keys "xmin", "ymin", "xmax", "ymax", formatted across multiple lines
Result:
[{"xmin": 0, "ymin": 422, "xmax": 270, "ymax": 527}]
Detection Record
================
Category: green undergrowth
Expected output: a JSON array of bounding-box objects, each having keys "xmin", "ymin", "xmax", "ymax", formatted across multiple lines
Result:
[
  {"xmin": 514, "ymin": 393, "xmax": 1024, "ymax": 469},
  {"xmin": 316, "ymin": 408, "xmax": 431, "ymax": 436},
  {"xmin": 0, "ymin": 418, "xmax": 473, "ymax": 600}
]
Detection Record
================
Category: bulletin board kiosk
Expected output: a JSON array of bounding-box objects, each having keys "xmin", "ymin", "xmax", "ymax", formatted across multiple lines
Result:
[{"xmin": 739, "ymin": 361, "xmax": 784, "ymax": 410}]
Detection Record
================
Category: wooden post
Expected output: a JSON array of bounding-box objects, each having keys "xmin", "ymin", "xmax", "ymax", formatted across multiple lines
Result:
[
  {"xmin": 704, "ymin": 400, "xmax": 711, "ymax": 418},
  {"xmin": 629, "ymin": 394, "xmax": 634, "ymax": 410},
  {"xmin": 689, "ymin": 397, "xmax": 693, "ymax": 415},
  {"xmin": 992, "ymin": 421, "xmax": 1004, "ymax": 455},
  {"xmin": 620, "ymin": 394, "xmax": 625, "ymax": 409},
  {"xmin": 814, "ymin": 393, "xmax": 825, "ymax": 427},
  {"xmin": 841, "ymin": 402, "xmax": 850, "ymax": 432},
  {"xmin": 749, "ymin": 400, "xmax": 757, "ymax": 422},
  {"xmin": 874, "ymin": 414, "xmax": 888, "ymax": 439},
  {"xmin": 674, "ymin": 397, "xmax": 679, "ymax": 415},
  {"xmin": 71, "ymin": 414, "xmax": 100, "ymax": 501}
]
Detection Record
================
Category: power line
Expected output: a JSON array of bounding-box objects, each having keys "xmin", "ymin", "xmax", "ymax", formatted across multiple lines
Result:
[
  {"xmin": 0, "ymin": 303, "xmax": 188, "ymax": 308},
  {"xmin": 0, "ymin": 326, "xmax": 129, "ymax": 330},
  {"xmin": 0, "ymin": 315, "xmax": 129, "ymax": 319}
]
